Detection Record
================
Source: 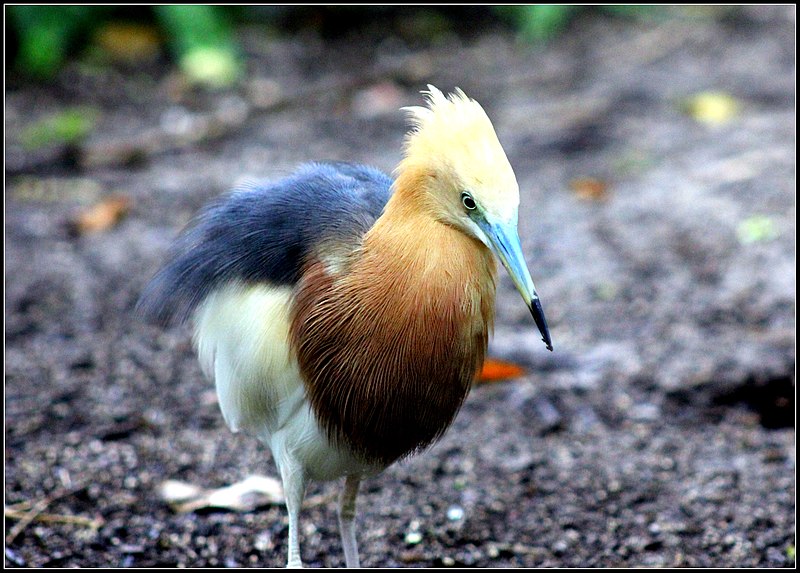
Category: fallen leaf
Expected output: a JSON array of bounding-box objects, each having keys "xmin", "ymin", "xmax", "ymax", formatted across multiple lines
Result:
[
  {"xmin": 95, "ymin": 23, "xmax": 161, "ymax": 64},
  {"xmin": 159, "ymin": 475, "xmax": 284, "ymax": 513},
  {"xmin": 158, "ymin": 480, "xmax": 204, "ymax": 503},
  {"xmin": 21, "ymin": 108, "xmax": 99, "ymax": 150},
  {"xmin": 476, "ymin": 358, "xmax": 526, "ymax": 383},
  {"xmin": 570, "ymin": 177, "xmax": 610, "ymax": 201},
  {"xmin": 684, "ymin": 91, "xmax": 740, "ymax": 125},
  {"xmin": 69, "ymin": 195, "xmax": 131, "ymax": 235},
  {"xmin": 737, "ymin": 215, "xmax": 778, "ymax": 244}
]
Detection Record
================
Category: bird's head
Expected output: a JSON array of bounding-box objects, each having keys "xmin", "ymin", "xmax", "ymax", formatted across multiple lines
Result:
[{"xmin": 396, "ymin": 86, "xmax": 552, "ymax": 351}]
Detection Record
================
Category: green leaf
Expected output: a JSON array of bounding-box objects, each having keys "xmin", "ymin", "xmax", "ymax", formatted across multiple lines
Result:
[
  {"xmin": 736, "ymin": 215, "xmax": 778, "ymax": 245},
  {"xmin": 20, "ymin": 107, "xmax": 99, "ymax": 150}
]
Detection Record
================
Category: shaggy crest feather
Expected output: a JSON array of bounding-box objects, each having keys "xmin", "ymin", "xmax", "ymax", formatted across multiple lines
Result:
[
  {"xmin": 399, "ymin": 85, "xmax": 505, "ymax": 169},
  {"xmin": 394, "ymin": 85, "xmax": 520, "ymax": 231},
  {"xmin": 401, "ymin": 85, "xmax": 481, "ymax": 131}
]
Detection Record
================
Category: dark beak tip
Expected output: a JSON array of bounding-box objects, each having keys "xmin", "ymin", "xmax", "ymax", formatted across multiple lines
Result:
[{"xmin": 529, "ymin": 298, "xmax": 553, "ymax": 352}]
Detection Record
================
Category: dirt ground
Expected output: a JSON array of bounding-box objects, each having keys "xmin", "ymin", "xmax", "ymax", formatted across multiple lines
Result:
[{"xmin": 5, "ymin": 7, "xmax": 795, "ymax": 568}]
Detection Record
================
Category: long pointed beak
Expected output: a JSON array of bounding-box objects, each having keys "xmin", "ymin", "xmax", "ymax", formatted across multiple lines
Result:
[{"xmin": 478, "ymin": 218, "xmax": 553, "ymax": 351}]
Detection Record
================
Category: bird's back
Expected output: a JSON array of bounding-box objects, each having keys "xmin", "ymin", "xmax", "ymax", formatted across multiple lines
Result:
[{"xmin": 137, "ymin": 162, "xmax": 393, "ymax": 326}]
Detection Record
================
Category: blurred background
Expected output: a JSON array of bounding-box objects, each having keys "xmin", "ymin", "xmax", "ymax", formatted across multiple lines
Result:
[
  {"xmin": 5, "ymin": 5, "xmax": 795, "ymax": 568},
  {"xmin": 6, "ymin": 6, "xmax": 682, "ymax": 82}
]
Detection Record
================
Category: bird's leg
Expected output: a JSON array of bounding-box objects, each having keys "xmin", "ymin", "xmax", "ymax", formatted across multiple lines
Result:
[
  {"xmin": 279, "ymin": 460, "xmax": 307, "ymax": 568},
  {"xmin": 338, "ymin": 474, "xmax": 361, "ymax": 568}
]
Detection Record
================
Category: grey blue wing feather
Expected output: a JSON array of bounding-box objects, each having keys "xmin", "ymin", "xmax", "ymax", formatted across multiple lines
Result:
[{"xmin": 136, "ymin": 162, "xmax": 394, "ymax": 326}]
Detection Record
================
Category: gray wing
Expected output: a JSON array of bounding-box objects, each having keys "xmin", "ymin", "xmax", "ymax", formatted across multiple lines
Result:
[{"xmin": 136, "ymin": 162, "xmax": 393, "ymax": 326}]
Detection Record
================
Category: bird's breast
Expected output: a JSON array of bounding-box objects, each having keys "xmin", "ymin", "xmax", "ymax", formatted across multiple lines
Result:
[{"xmin": 290, "ymin": 215, "xmax": 496, "ymax": 466}]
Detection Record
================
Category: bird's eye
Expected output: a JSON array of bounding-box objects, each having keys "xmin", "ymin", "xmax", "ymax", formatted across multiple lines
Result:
[{"xmin": 461, "ymin": 192, "xmax": 477, "ymax": 211}]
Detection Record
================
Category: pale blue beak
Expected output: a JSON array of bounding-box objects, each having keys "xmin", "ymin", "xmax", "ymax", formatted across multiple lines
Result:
[{"xmin": 477, "ymin": 218, "xmax": 553, "ymax": 351}]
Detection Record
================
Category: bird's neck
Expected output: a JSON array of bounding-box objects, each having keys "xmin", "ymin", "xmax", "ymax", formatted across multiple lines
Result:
[{"xmin": 363, "ymin": 168, "xmax": 498, "ymax": 333}]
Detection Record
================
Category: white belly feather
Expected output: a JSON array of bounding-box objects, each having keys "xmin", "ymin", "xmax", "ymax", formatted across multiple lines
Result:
[{"xmin": 193, "ymin": 282, "xmax": 377, "ymax": 481}]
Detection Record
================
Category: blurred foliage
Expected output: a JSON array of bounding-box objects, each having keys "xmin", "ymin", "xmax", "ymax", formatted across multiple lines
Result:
[
  {"xmin": 20, "ymin": 107, "xmax": 99, "ymax": 150},
  {"xmin": 493, "ymin": 5, "xmax": 581, "ymax": 42},
  {"xmin": 7, "ymin": 6, "xmax": 690, "ymax": 83},
  {"xmin": 7, "ymin": 6, "xmax": 111, "ymax": 79},
  {"xmin": 153, "ymin": 6, "xmax": 241, "ymax": 87},
  {"xmin": 7, "ymin": 5, "xmax": 241, "ymax": 86},
  {"xmin": 493, "ymin": 5, "xmax": 660, "ymax": 42}
]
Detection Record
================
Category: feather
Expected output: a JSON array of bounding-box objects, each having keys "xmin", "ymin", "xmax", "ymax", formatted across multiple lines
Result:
[{"xmin": 136, "ymin": 162, "xmax": 393, "ymax": 326}]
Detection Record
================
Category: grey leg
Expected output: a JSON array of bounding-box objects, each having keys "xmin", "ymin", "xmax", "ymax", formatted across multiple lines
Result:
[{"xmin": 338, "ymin": 474, "xmax": 361, "ymax": 568}]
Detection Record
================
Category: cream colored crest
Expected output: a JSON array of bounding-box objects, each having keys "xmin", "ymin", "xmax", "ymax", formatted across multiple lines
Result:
[{"xmin": 398, "ymin": 85, "xmax": 520, "ymax": 225}]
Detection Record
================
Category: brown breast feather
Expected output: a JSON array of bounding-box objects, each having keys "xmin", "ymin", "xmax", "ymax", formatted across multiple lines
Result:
[{"xmin": 290, "ymin": 217, "xmax": 496, "ymax": 466}]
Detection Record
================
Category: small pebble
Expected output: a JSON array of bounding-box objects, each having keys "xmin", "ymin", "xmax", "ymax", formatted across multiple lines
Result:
[
  {"xmin": 404, "ymin": 531, "xmax": 423, "ymax": 545},
  {"xmin": 446, "ymin": 505, "xmax": 464, "ymax": 521},
  {"xmin": 630, "ymin": 402, "xmax": 660, "ymax": 421},
  {"xmin": 648, "ymin": 522, "xmax": 661, "ymax": 535},
  {"xmin": 552, "ymin": 539, "xmax": 569, "ymax": 554}
]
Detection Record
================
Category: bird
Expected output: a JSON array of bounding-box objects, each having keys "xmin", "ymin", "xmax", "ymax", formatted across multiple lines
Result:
[{"xmin": 137, "ymin": 85, "xmax": 552, "ymax": 568}]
